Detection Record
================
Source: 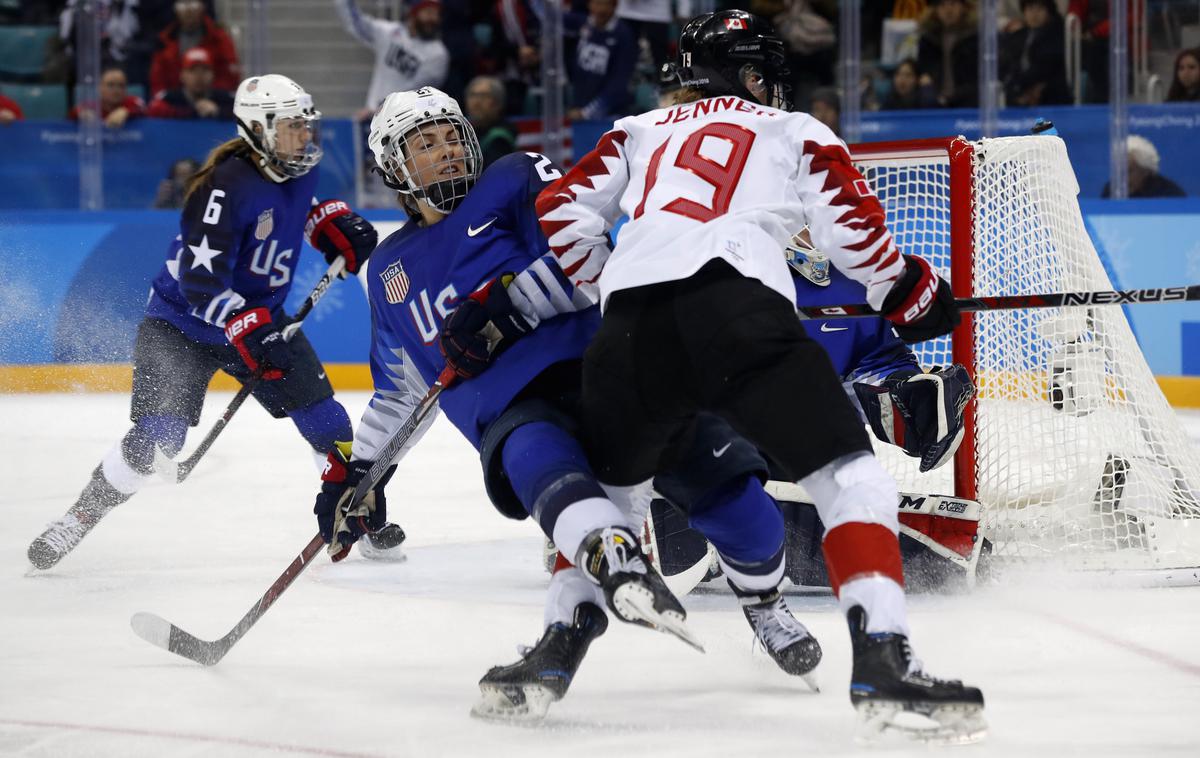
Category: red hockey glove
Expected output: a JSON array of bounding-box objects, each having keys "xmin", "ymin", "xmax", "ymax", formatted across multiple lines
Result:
[
  {"xmin": 224, "ymin": 307, "xmax": 291, "ymax": 380},
  {"xmin": 880, "ymin": 255, "xmax": 960, "ymax": 343},
  {"xmin": 304, "ymin": 199, "xmax": 378, "ymax": 275}
]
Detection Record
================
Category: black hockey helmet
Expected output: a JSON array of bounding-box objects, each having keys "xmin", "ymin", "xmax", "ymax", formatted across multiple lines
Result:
[{"xmin": 672, "ymin": 9, "xmax": 791, "ymax": 111}]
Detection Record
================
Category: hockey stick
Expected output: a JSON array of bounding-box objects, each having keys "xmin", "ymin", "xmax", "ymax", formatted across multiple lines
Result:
[
  {"xmin": 131, "ymin": 366, "xmax": 458, "ymax": 665},
  {"xmin": 153, "ymin": 257, "xmax": 348, "ymax": 484},
  {"xmin": 796, "ymin": 284, "xmax": 1200, "ymax": 320}
]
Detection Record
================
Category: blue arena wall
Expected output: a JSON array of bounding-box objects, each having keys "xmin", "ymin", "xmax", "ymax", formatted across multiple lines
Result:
[
  {"xmin": 0, "ymin": 202, "xmax": 1197, "ymax": 383},
  {"xmin": 1, "ymin": 104, "xmax": 1198, "ymax": 210}
]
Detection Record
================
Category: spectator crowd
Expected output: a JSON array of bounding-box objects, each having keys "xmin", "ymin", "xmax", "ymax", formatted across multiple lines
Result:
[{"xmin": 0, "ymin": 0, "xmax": 1194, "ymax": 199}]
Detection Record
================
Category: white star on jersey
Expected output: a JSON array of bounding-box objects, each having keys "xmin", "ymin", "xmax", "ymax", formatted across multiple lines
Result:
[{"xmin": 188, "ymin": 235, "xmax": 223, "ymax": 273}]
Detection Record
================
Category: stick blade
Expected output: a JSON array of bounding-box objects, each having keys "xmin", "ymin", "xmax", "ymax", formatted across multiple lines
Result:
[{"xmin": 130, "ymin": 611, "xmax": 225, "ymax": 666}]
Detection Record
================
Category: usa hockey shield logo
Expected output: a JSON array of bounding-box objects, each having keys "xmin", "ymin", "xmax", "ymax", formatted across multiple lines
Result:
[
  {"xmin": 254, "ymin": 209, "xmax": 274, "ymax": 240},
  {"xmin": 380, "ymin": 260, "xmax": 410, "ymax": 304}
]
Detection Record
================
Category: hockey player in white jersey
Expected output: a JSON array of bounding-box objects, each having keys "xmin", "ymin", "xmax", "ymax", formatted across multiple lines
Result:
[{"xmin": 535, "ymin": 10, "xmax": 985, "ymax": 743}]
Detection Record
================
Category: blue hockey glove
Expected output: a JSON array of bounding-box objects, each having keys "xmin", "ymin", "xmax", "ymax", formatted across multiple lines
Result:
[
  {"xmin": 853, "ymin": 364, "xmax": 975, "ymax": 472},
  {"xmin": 314, "ymin": 444, "xmax": 395, "ymax": 561},
  {"xmin": 439, "ymin": 274, "xmax": 532, "ymax": 379}
]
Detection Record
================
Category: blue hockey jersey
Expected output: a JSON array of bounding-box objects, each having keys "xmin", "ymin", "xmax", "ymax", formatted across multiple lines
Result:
[
  {"xmin": 797, "ymin": 267, "xmax": 919, "ymax": 384},
  {"xmin": 354, "ymin": 152, "xmax": 597, "ymax": 460},
  {"xmin": 145, "ymin": 154, "xmax": 318, "ymax": 343}
]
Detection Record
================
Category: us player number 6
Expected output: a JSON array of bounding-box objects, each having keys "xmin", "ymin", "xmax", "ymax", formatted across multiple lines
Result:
[{"xmin": 202, "ymin": 189, "xmax": 226, "ymax": 225}]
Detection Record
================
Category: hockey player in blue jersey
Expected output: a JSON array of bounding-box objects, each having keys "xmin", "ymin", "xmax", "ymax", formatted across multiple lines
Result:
[
  {"xmin": 472, "ymin": 235, "xmax": 975, "ymax": 722},
  {"xmin": 310, "ymin": 87, "xmax": 700, "ymax": 652},
  {"xmin": 28, "ymin": 74, "xmax": 387, "ymax": 571}
]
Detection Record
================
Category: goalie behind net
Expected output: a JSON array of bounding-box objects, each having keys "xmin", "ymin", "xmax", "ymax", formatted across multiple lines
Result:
[{"xmin": 851, "ymin": 134, "xmax": 1200, "ymax": 575}]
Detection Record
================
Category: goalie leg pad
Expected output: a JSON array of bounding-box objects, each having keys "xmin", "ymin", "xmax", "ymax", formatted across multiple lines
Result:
[{"xmin": 689, "ymin": 474, "xmax": 785, "ymax": 594}]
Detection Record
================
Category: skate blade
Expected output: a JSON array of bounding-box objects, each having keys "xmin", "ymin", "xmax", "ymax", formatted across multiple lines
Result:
[
  {"xmin": 612, "ymin": 584, "xmax": 705, "ymax": 653},
  {"xmin": 356, "ymin": 543, "xmax": 407, "ymax": 563},
  {"xmin": 854, "ymin": 701, "xmax": 988, "ymax": 746},
  {"xmin": 471, "ymin": 683, "xmax": 558, "ymax": 723}
]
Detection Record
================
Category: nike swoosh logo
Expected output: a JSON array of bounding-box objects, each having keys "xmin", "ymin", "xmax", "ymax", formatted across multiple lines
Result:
[
  {"xmin": 712, "ymin": 442, "xmax": 732, "ymax": 458},
  {"xmin": 467, "ymin": 219, "xmax": 496, "ymax": 237},
  {"xmin": 317, "ymin": 372, "xmax": 326, "ymax": 379},
  {"xmin": 819, "ymin": 324, "xmax": 848, "ymax": 332}
]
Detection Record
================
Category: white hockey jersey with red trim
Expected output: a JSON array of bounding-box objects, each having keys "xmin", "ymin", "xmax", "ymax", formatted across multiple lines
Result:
[{"xmin": 536, "ymin": 95, "xmax": 907, "ymax": 311}]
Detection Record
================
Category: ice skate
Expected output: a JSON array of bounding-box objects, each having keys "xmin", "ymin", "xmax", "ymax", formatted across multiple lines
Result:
[
  {"xmin": 580, "ymin": 527, "xmax": 704, "ymax": 652},
  {"xmin": 848, "ymin": 606, "xmax": 986, "ymax": 745},
  {"xmin": 740, "ymin": 587, "xmax": 822, "ymax": 690},
  {"xmin": 356, "ymin": 522, "xmax": 407, "ymax": 562},
  {"xmin": 472, "ymin": 602, "xmax": 608, "ymax": 722},
  {"xmin": 28, "ymin": 466, "xmax": 129, "ymax": 570}
]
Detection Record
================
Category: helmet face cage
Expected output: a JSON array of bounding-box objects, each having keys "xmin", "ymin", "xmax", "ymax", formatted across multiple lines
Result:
[
  {"xmin": 262, "ymin": 112, "xmax": 323, "ymax": 178},
  {"xmin": 378, "ymin": 112, "xmax": 482, "ymax": 215},
  {"xmin": 234, "ymin": 75, "xmax": 324, "ymax": 179}
]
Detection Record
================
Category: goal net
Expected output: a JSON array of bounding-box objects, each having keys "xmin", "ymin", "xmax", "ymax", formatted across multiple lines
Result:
[{"xmin": 850, "ymin": 135, "xmax": 1200, "ymax": 574}]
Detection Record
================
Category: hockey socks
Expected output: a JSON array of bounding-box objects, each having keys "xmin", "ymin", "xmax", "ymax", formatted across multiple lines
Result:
[
  {"xmin": 544, "ymin": 564, "xmax": 604, "ymax": 628},
  {"xmin": 689, "ymin": 474, "xmax": 785, "ymax": 593},
  {"xmin": 501, "ymin": 421, "xmax": 625, "ymax": 560},
  {"xmin": 823, "ymin": 523, "xmax": 909, "ymax": 637},
  {"xmin": 289, "ymin": 397, "xmax": 353, "ymax": 455}
]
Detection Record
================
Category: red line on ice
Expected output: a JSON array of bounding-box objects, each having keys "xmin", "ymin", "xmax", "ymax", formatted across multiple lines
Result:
[
  {"xmin": 0, "ymin": 718, "xmax": 384, "ymax": 757},
  {"xmin": 1033, "ymin": 611, "xmax": 1200, "ymax": 679}
]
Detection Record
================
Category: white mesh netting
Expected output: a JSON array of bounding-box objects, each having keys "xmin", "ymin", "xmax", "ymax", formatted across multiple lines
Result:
[{"xmin": 853, "ymin": 135, "xmax": 1200, "ymax": 571}]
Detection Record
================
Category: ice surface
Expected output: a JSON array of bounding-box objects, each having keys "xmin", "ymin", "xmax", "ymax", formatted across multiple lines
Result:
[{"xmin": 3, "ymin": 392, "xmax": 1199, "ymax": 757}]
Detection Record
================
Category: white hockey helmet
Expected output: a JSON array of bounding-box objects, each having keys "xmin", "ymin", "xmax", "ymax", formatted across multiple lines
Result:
[
  {"xmin": 368, "ymin": 86, "xmax": 482, "ymax": 214},
  {"xmin": 233, "ymin": 74, "xmax": 323, "ymax": 181}
]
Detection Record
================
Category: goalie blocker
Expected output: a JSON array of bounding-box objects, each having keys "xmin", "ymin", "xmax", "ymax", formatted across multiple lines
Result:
[{"xmin": 646, "ymin": 486, "xmax": 983, "ymax": 595}]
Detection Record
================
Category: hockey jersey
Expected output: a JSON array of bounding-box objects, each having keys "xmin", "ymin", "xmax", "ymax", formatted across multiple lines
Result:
[
  {"xmin": 800, "ymin": 268, "xmax": 919, "ymax": 385},
  {"xmin": 537, "ymin": 95, "xmax": 907, "ymax": 312},
  {"xmin": 146, "ymin": 154, "xmax": 318, "ymax": 343},
  {"xmin": 354, "ymin": 152, "xmax": 597, "ymax": 461}
]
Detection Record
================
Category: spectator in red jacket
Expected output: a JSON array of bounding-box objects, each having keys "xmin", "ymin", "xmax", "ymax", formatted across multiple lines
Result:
[
  {"xmin": 69, "ymin": 66, "xmax": 146, "ymax": 128},
  {"xmin": 149, "ymin": 0, "xmax": 240, "ymax": 97},
  {"xmin": 0, "ymin": 91, "xmax": 22, "ymax": 125},
  {"xmin": 146, "ymin": 47, "xmax": 234, "ymax": 119}
]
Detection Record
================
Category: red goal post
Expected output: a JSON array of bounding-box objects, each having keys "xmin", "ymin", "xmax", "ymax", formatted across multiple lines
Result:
[{"xmin": 846, "ymin": 135, "xmax": 1200, "ymax": 578}]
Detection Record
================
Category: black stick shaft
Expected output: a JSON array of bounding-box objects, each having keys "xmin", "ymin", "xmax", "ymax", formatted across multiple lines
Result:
[{"xmin": 796, "ymin": 284, "xmax": 1200, "ymax": 320}]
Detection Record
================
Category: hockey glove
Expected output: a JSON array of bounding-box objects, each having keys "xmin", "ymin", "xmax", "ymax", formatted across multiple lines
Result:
[
  {"xmin": 304, "ymin": 199, "xmax": 378, "ymax": 275},
  {"xmin": 224, "ymin": 307, "xmax": 292, "ymax": 380},
  {"xmin": 438, "ymin": 274, "xmax": 533, "ymax": 379},
  {"xmin": 879, "ymin": 255, "xmax": 960, "ymax": 343},
  {"xmin": 853, "ymin": 364, "xmax": 975, "ymax": 472},
  {"xmin": 314, "ymin": 444, "xmax": 396, "ymax": 561}
]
